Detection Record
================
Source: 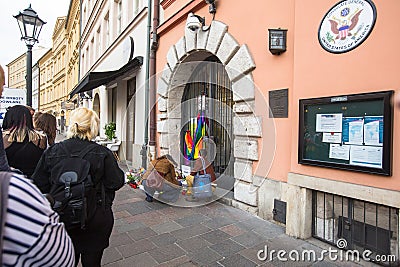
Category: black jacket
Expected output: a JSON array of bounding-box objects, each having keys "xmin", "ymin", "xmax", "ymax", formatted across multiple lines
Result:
[{"xmin": 32, "ymin": 138, "xmax": 124, "ymax": 206}]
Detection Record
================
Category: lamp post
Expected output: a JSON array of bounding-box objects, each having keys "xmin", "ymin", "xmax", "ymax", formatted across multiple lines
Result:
[{"xmin": 14, "ymin": 4, "xmax": 46, "ymax": 107}]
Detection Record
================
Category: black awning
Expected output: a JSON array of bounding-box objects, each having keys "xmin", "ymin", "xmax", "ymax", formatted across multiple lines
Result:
[{"xmin": 69, "ymin": 56, "xmax": 143, "ymax": 98}]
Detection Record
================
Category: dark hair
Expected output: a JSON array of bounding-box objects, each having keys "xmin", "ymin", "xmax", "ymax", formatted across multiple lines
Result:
[
  {"xmin": 2, "ymin": 105, "xmax": 34, "ymax": 131},
  {"xmin": 34, "ymin": 113, "xmax": 57, "ymax": 145}
]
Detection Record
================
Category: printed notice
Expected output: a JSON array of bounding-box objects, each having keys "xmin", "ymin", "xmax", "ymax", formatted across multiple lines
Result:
[
  {"xmin": 181, "ymin": 165, "xmax": 191, "ymax": 176},
  {"xmin": 316, "ymin": 114, "xmax": 343, "ymax": 132},
  {"xmin": 329, "ymin": 144, "xmax": 350, "ymax": 160},
  {"xmin": 322, "ymin": 132, "xmax": 342, "ymax": 143},
  {"xmin": 364, "ymin": 116, "xmax": 383, "ymax": 146},
  {"xmin": 350, "ymin": 145, "xmax": 383, "ymax": 168},
  {"xmin": 342, "ymin": 117, "xmax": 364, "ymax": 145}
]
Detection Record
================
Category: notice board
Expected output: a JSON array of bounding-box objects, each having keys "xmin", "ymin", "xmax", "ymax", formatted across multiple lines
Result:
[{"xmin": 298, "ymin": 91, "xmax": 393, "ymax": 176}]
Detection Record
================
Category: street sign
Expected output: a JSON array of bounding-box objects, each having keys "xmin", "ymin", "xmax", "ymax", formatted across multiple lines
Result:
[{"xmin": 0, "ymin": 87, "xmax": 27, "ymax": 126}]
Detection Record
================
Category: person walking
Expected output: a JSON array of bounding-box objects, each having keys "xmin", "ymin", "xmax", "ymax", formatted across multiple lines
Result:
[
  {"xmin": 33, "ymin": 112, "xmax": 57, "ymax": 146},
  {"xmin": 2, "ymin": 105, "xmax": 47, "ymax": 177},
  {"xmin": 32, "ymin": 107, "xmax": 124, "ymax": 267},
  {"xmin": 0, "ymin": 65, "xmax": 75, "ymax": 267}
]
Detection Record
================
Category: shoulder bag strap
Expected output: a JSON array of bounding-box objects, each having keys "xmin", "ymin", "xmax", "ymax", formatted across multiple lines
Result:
[
  {"xmin": 0, "ymin": 172, "xmax": 12, "ymax": 266},
  {"xmin": 197, "ymin": 156, "xmax": 207, "ymax": 175}
]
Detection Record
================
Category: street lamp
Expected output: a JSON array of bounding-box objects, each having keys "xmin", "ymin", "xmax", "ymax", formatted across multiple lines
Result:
[{"xmin": 14, "ymin": 4, "xmax": 46, "ymax": 107}]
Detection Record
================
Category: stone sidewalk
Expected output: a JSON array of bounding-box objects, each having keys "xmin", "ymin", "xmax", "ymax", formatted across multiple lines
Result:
[{"xmin": 100, "ymin": 185, "xmax": 380, "ymax": 267}]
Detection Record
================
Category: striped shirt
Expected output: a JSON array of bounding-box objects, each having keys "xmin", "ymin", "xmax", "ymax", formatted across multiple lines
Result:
[{"xmin": 2, "ymin": 173, "xmax": 75, "ymax": 267}]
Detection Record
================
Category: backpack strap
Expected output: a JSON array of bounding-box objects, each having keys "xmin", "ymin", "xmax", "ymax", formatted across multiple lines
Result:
[
  {"xmin": 0, "ymin": 172, "xmax": 12, "ymax": 266},
  {"xmin": 60, "ymin": 142, "xmax": 97, "ymax": 158},
  {"xmin": 77, "ymin": 143, "xmax": 97, "ymax": 158}
]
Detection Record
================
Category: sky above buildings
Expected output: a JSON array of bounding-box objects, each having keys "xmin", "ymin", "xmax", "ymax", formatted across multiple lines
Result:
[{"xmin": 0, "ymin": 0, "xmax": 70, "ymax": 85}]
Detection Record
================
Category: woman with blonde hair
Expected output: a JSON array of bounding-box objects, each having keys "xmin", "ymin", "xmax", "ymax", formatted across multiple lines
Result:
[
  {"xmin": 32, "ymin": 107, "xmax": 124, "ymax": 267},
  {"xmin": 2, "ymin": 105, "xmax": 47, "ymax": 177}
]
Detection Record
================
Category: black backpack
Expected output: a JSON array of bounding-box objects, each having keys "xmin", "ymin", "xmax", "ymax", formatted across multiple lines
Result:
[{"xmin": 48, "ymin": 143, "xmax": 101, "ymax": 230}]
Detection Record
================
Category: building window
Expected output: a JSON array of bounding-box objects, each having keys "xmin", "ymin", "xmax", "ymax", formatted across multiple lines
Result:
[
  {"xmin": 126, "ymin": 77, "xmax": 136, "ymax": 161},
  {"xmin": 86, "ymin": 46, "xmax": 89, "ymax": 70},
  {"xmin": 312, "ymin": 190, "xmax": 399, "ymax": 264},
  {"xmin": 112, "ymin": 87, "xmax": 117, "ymax": 124},
  {"xmin": 117, "ymin": 0, "xmax": 122, "ymax": 34},
  {"xmin": 133, "ymin": 0, "xmax": 139, "ymax": 15},
  {"xmin": 97, "ymin": 26, "xmax": 101, "ymax": 58},
  {"xmin": 82, "ymin": 53, "xmax": 85, "ymax": 73},
  {"xmin": 104, "ymin": 12, "xmax": 110, "ymax": 49},
  {"xmin": 83, "ymin": 6, "xmax": 87, "ymax": 26},
  {"xmin": 91, "ymin": 37, "xmax": 94, "ymax": 62}
]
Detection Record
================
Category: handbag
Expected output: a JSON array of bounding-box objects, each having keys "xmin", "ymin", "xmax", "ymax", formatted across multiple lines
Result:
[
  {"xmin": 193, "ymin": 157, "xmax": 212, "ymax": 199},
  {"xmin": 145, "ymin": 161, "xmax": 165, "ymax": 191}
]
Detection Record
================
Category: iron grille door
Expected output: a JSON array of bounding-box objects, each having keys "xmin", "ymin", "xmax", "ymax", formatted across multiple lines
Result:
[{"xmin": 181, "ymin": 57, "xmax": 233, "ymax": 180}]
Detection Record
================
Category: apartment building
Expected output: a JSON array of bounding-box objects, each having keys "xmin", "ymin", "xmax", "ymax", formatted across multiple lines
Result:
[
  {"xmin": 7, "ymin": 48, "xmax": 48, "ymax": 89},
  {"xmin": 64, "ymin": 0, "xmax": 81, "ymax": 131},
  {"xmin": 6, "ymin": 54, "xmax": 25, "ymax": 90},
  {"xmin": 38, "ymin": 49, "xmax": 54, "ymax": 113},
  {"xmin": 71, "ymin": 0, "xmax": 147, "ymax": 168}
]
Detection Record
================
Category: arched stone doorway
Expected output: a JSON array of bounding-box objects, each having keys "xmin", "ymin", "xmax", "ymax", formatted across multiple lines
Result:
[{"xmin": 157, "ymin": 20, "xmax": 262, "ymax": 208}]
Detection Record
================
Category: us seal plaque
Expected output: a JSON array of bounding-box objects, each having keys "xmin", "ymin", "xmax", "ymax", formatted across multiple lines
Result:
[{"xmin": 318, "ymin": 0, "xmax": 377, "ymax": 54}]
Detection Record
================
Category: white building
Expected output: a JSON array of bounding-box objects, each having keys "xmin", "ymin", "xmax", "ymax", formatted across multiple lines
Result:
[{"xmin": 72, "ymin": 0, "xmax": 149, "ymax": 168}]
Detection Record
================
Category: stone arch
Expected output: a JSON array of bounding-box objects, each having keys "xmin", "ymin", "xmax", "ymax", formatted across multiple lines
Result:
[{"xmin": 156, "ymin": 20, "xmax": 262, "ymax": 209}]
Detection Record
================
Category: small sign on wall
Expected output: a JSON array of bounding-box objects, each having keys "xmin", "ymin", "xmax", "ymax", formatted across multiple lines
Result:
[
  {"xmin": 269, "ymin": 88, "xmax": 288, "ymax": 118},
  {"xmin": 318, "ymin": 0, "xmax": 377, "ymax": 54}
]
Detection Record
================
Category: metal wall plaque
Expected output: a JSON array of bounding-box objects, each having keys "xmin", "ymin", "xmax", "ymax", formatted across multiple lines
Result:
[{"xmin": 269, "ymin": 88, "xmax": 288, "ymax": 118}]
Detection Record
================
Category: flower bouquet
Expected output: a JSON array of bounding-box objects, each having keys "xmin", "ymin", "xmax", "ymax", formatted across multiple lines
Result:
[{"xmin": 126, "ymin": 168, "xmax": 146, "ymax": 189}]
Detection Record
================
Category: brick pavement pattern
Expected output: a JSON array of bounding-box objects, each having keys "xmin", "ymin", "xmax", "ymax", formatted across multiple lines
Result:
[{"xmin": 100, "ymin": 185, "xmax": 379, "ymax": 267}]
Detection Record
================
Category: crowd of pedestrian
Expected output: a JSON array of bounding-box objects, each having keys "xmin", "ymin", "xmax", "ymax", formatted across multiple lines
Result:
[{"xmin": 0, "ymin": 64, "xmax": 124, "ymax": 267}]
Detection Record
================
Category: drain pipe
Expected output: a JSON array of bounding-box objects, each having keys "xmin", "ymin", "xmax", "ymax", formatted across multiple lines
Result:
[
  {"xmin": 141, "ymin": 0, "xmax": 153, "ymax": 169},
  {"xmin": 148, "ymin": 0, "xmax": 160, "ymax": 161}
]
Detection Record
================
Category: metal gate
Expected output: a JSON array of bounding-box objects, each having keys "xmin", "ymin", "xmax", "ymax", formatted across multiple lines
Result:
[
  {"xmin": 181, "ymin": 56, "xmax": 234, "ymax": 181},
  {"xmin": 312, "ymin": 190, "xmax": 399, "ymax": 266}
]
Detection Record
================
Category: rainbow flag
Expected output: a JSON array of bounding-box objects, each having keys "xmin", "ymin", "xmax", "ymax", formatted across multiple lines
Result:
[{"xmin": 184, "ymin": 112, "xmax": 207, "ymax": 160}]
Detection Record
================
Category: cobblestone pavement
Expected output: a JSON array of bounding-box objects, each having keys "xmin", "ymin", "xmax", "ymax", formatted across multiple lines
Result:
[{"xmin": 100, "ymin": 185, "xmax": 380, "ymax": 267}]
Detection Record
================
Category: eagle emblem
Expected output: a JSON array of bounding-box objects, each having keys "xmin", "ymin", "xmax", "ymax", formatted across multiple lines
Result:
[{"xmin": 329, "ymin": 8, "xmax": 363, "ymax": 40}]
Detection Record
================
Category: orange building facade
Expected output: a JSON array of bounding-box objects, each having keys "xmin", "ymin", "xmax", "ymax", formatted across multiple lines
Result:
[{"xmin": 155, "ymin": 0, "xmax": 400, "ymax": 259}]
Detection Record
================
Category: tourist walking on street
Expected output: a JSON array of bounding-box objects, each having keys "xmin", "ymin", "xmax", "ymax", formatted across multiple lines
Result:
[
  {"xmin": 0, "ymin": 65, "xmax": 75, "ymax": 267},
  {"xmin": 2, "ymin": 105, "xmax": 47, "ymax": 177},
  {"xmin": 34, "ymin": 112, "xmax": 57, "ymax": 146},
  {"xmin": 32, "ymin": 107, "xmax": 125, "ymax": 267}
]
